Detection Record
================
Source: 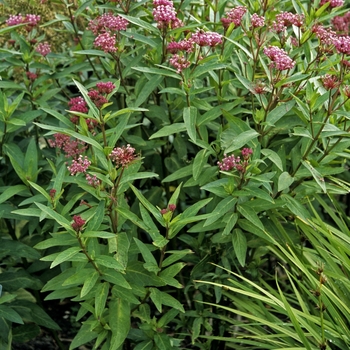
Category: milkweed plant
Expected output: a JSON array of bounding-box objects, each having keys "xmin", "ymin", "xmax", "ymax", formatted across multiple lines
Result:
[{"xmin": 1, "ymin": 0, "xmax": 350, "ymax": 349}]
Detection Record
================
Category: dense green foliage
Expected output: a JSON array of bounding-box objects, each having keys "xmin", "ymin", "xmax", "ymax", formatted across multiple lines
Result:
[{"xmin": 1, "ymin": 0, "xmax": 350, "ymax": 349}]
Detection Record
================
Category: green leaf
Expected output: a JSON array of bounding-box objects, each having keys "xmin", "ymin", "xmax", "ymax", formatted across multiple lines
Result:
[
  {"xmin": 80, "ymin": 270, "xmax": 99, "ymax": 298},
  {"xmin": 301, "ymin": 160, "xmax": 327, "ymax": 193},
  {"xmin": 204, "ymin": 196, "xmax": 237, "ymax": 227},
  {"xmin": 149, "ymin": 123, "xmax": 186, "ymax": 139},
  {"xmin": 35, "ymin": 202, "xmax": 74, "ymax": 232},
  {"xmin": 162, "ymin": 164, "xmax": 192, "ymax": 182},
  {"xmin": 86, "ymin": 200, "xmax": 105, "ymax": 231},
  {"xmin": 109, "ymin": 298, "xmax": 130, "ymax": 350},
  {"xmin": 278, "ymin": 172, "xmax": 295, "ymax": 192},
  {"xmin": 0, "ymin": 185, "xmax": 29, "ymax": 204},
  {"xmin": 70, "ymin": 322, "xmax": 98, "ymax": 349},
  {"xmin": 193, "ymin": 149, "xmax": 210, "ymax": 181},
  {"xmin": 266, "ymin": 100, "xmax": 295, "ymax": 125},
  {"xmin": 0, "ymin": 305, "xmax": 23, "ymax": 324},
  {"xmin": 232, "ymin": 229, "xmax": 247, "ymax": 267},
  {"xmin": 94, "ymin": 255, "xmax": 124, "ymax": 271},
  {"xmin": 261, "ymin": 149, "xmax": 283, "ymax": 171},
  {"xmin": 134, "ymin": 75, "xmax": 163, "ymax": 107},
  {"xmin": 237, "ymin": 204, "xmax": 265, "ymax": 231},
  {"xmin": 129, "ymin": 184, "xmax": 165, "ymax": 226},
  {"xmin": 134, "ymin": 238, "xmax": 160, "ymax": 274},
  {"xmin": 222, "ymin": 213, "xmax": 238, "ymax": 236},
  {"xmin": 183, "ymin": 106, "xmax": 197, "ymax": 143},
  {"xmin": 50, "ymin": 247, "xmax": 81, "ymax": 268},
  {"xmin": 162, "ymin": 249, "xmax": 193, "ymax": 268},
  {"xmin": 114, "ymin": 232, "xmax": 130, "ymax": 270},
  {"xmin": 132, "ymin": 66, "xmax": 181, "ymax": 80},
  {"xmin": 95, "ymin": 282, "xmax": 109, "ymax": 318},
  {"xmin": 149, "ymin": 288, "xmax": 185, "ymax": 313},
  {"xmin": 281, "ymin": 194, "xmax": 311, "ymax": 221},
  {"xmin": 102, "ymin": 271, "xmax": 131, "ymax": 289},
  {"xmin": 223, "ymin": 129, "xmax": 259, "ymax": 153}
]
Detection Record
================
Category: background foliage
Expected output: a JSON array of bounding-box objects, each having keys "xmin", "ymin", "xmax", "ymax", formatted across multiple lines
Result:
[{"xmin": 1, "ymin": 0, "xmax": 350, "ymax": 349}]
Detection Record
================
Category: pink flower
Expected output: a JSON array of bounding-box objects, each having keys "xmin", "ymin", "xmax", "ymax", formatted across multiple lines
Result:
[
  {"xmin": 6, "ymin": 14, "xmax": 23, "ymax": 26},
  {"xmin": 218, "ymin": 154, "xmax": 241, "ymax": 171},
  {"xmin": 24, "ymin": 14, "xmax": 41, "ymax": 26},
  {"xmin": 322, "ymin": 74, "xmax": 339, "ymax": 90},
  {"xmin": 312, "ymin": 24, "xmax": 336, "ymax": 45},
  {"xmin": 96, "ymin": 81, "xmax": 116, "ymax": 94},
  {"xmin": 332, "ymin": 13, "xmax": 350, "ymax": 34},
  {"xmin": 221, "ymin": 6, "xmax": 247, "ymax": 28},
  {"xmin": 333, "ymin": 35, "xmax": 350, "ymax": 55},
  {"xmin": 35, "ymin": 42, "xmax": 51, "ymax": 57},
  {"xmin": 67, "ymin": 155, "xmax": 91, "ymax": 175},
  {"xmin": 26, "ymin": 71, "xmax": 38, "ymax": 80},
  {"xmin": 320, "ymin": 0, "xmax": 344, "ymax": 7},
  {"xmin": 251, "ymin": 14, "xmax": 265, "ymax": 28},
  {"xmin": 153, "ymin": 4, "xmax": 176, "ymax": 24},
  {"xmin": 68, "ymin": 97, "xmax": 88, "ymax": 113},
  {"xmin": 263, "ymin": 46, "xmax": 295, "ymax": 71},
  {"xmin": 88, "ymin": 90, "xmax": 108, "ymax": 108},
  {"xmin": 110, "ymin": 144, "xmax": 136, "ymax": 167},
  {"xmin": 218, "ymin": 149, "xmax": 253, "ymax": 173},
  {"xmin": 49, "ymin": 133, "xmax": 87, "ymax": 158},
  {"xmin": 86, "ymin": 174, "xmax": 100, "ymax": 187},
  {"xmin": 191, "ymin": 30, "xmax": 223, "ymax": 47},
  {"xmin": 72, "ymin": 215, "xmax": 85, "ymax": 232},
  {"xmin": 94, "ymin": 32, "xmax": 117, "ymax": 53},
  {"xmin": 169, "ymin": 54, "xmax": 191, "ymax": 73},
  {"xmin": 273, "ymin": 12, "xmax": 304, "ymax": 33},
  {"xmin": 167, "ymin": 39, "xmax": 194, "ymax": 54},
  {"xmin": 88, "ymin": 13, "xmax": 128, "ymax": 35}
]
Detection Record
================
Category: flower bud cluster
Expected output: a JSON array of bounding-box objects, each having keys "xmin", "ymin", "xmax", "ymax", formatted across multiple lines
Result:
[
  {"xmin": 218, "ymin": 148, "xmax": 253, "ymax": 173},
  {"xmin": 221, "ymin": 6, "xmax": 247, "ymax": 28},
  {"xmin": 49, "ymin": 133, "xmax": 87, "ymax": 158},
  {"xmin": 110, "ymin": 144, "xmax": 136, "ymax": 168},
  {"xmin": 152, "ymin": 0, "xmax": 182, "ymax": 29},
  {"xmin": 67, "ymin": 155, "xmax": 91, "ymax": 175},
  {"xmin": 320, "ymin": 0, "xmax": 344, "ymax": 7},
  {"xmin": 6, "ymin": 14, "xmax": 41, "ymax": 29},
  {"xmin": 273, "ymin": 11, "xmax": 304, "ymax": 33},
  {"xmin": 35, "ymin": 42, "xmax": 51, "ymax": 57},
  {"xmin": 88, "ymin": 13, "xmax": 128, "ymax": 53},
  {"xmin": 72, "ymin": 215, "xmax": 85, "ymax": 232},
  {"xmin": 263, "ymin": 46, "xmax": 295, "ymax": 71}
]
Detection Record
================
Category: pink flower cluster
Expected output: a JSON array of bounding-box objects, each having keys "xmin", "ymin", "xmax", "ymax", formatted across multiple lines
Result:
[
  {"xmin": 6, "ymin": 14, "xmax": 41, "ymax": 28},
  {"xmin": 88, "ymin": 13, "xmax": 128, "ymax": 53},
  {"xmin": 87, "ymin": 81, "xmax": 115, "ymax": 108},
  {"xmin": 312, "ymin": 24, "xmax": 337, "ymax": 46},
  {"xmin": 88, "ymin": 13, "xmax": 128, "ymax": 35},
  {"xmin": 26, "ymin": 71, "xmax": 38, "ymax": 80},
  {"xmin": 263, "ymin": 46, "xmax": 295, "ymax": 71},
  {"xmin": 109, "ymin": 144, "xmax": 136, "ymax": 167},
  {"xmin": 322, "ymin": 74, "xmax": 339, "ymax": 90},
  {"xmin": 67, "ymin": 155, "xmax": 91, "ymax": 175},
  {"xmin": 218, "ymin": 148, "xmax": 253, "ymax": 173},
  {"xmin": 69, "ymin": 97, "xmax": 88, "ymax": 114},
  {"xmin": 152, "ymin": 0, "xmax": 180, "ymax": 29},
  {"xmin": 160, "ymin": 204, "xmax": 176, "ymax": 215},
  {"xmin": 332, "ymin": 13, "xmax": 350, "ymax": 35},
  {"xmin": 333, "ymin": 35, "xmax": 350, "ymax": 55},
  {"xmin": 169, "ymin": 55, "xmax": 191, "ymax": 73},
  {"xmin": 86, "ymin": 174, "xmax": 100, "ymax": 187},
  {"xmin": 221, "ymin": 6, "xmax": 247, "ymax": 28},
  {"xmin": 320, "ymin": 0, "xmax": 344, "ymax": 7},
  {"xmin": 191, "ymin": 30, "xmax": 223, "ymax": 47},
  {"xmin": 72, "ymin": 215, "xmax": 85, "ymax": 232},
  {"xmin": 35, "ymin": 42, "xmax": 51, "ymax": 57},
  {"xmin": 94, "ymin": 32, "xmax": 117, "ymax": 53},
  {"xmin": 48, "ymin": 133, "xmax": 87, "ymax": 158},
  {"xmin": 251, "ymin": 14, "xmax": 265, "ymax": 28},
  {"xmin": 273, "ymin": 11, "xmax": 304, "ymax": 33},
  {"xmin": 167, "ymin": 30, "xmax": 222, "ymax": 72}
]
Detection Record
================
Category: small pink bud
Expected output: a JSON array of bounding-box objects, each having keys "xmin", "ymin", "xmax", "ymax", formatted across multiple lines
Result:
[{"xmin": 168, "ymin": 204, "xmax": 176, "ymax": 212}]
